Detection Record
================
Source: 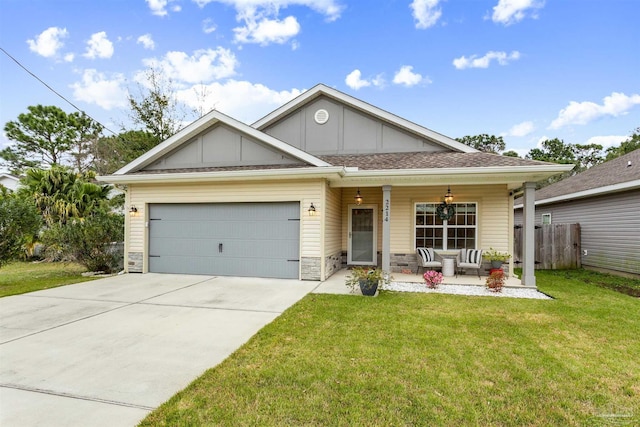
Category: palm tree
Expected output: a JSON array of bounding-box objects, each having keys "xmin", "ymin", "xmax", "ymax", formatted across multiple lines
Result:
[{"xmin": 18, "ymin": 166, "xmax": 110, "ymax": 225}]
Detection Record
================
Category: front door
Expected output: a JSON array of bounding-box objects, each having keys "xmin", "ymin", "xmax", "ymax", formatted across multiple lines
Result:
[{"xmin": 348, "ymin": 204, "xmax": 377, "ymax": 265}]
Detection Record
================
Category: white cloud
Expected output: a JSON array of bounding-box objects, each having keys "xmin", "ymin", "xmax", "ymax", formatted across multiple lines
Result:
[
  {"xmin": 345, "ymin": 70, "xmax": 385, "ymax": 90},
  {"xmin": 393, "ymin": 65, "xmax": 426, "ymax": 87},
  {"xmin": 203, "ymin": 18, "xmax": 217, "ymax": 33},
  {"xmin": 137, "ymin": 34, "xmax": 155, "ymax": 50},
  {"xmin": 70, "ymin": 69, "xmax": 128, "ymax": 110},
  {"xmin": 64, "ymin": 53, "xmax": 75, "ymax": 62},
  {"xmin": 194, "ymin": 1, "xmax": 343, "ymax": 21},
  {"xmin": 491, "ymin": 0, "xmax": 544, "ymax": 25},
  {"xmin": 175, "ymin": 79, "xmax": 303, "ymax": 123},
  {"xmin": 193, "ymin": 1, "xmax": 343, "ymax": 45},
  {"xmin": 146, "ymin": 0, "xmax": 173, "ymax": 16},
  {"xmin": 345, "ymin": 70, "xmax": 371, "ymax": 90},
  {"xmin": 506, "ymin": 121, "xmax": 535, "ymax": 137},
  {"xmin": 84, "ymin": 32, "xmax": 114, "ymax": 59},
  {"xmin": 234, "ymin": 15, "xmax": 300, "ymax": 45},
  {"xmin": 143, "ymin": 48, "xmax": 238, "ymax": 84},
  {"xmin": 27, "ymin": 27, "xmax": 68, "ymax": 58},
  {"xmin": 550, "ymin": 92, "xmax": 640, "ymax": 129},
  {"xmin": 584, "ymin": 135, "xmax": 628, "ymax": 149},
  {"xmin": 410, "ymin": 0, "xmax": 442, "ymax": 29},
  {"xmin": 453, "ymin": 50, "xmax": 520, "ymax": 69}
]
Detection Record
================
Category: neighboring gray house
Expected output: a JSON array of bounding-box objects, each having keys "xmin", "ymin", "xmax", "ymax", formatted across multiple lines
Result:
[
  {"xmin": 0, "ymin": 173, "xmax": 20, "ymax": 192},
  {"xmin": 514, "ymin": 149, "xmax": 640, "ymax": 278}
]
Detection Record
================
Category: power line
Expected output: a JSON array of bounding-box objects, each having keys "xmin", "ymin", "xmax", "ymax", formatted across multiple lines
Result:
[{"xmin": 0, "ymin": 46, "xmax": 118, "ymax": 136}]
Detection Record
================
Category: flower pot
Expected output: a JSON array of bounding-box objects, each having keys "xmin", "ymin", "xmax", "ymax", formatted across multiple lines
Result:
[
  {"xmin": 359, "ymin": 279, "xmax": 379, "ymax": 296},
  {"xmin": 490, "ymin": 260, "xmax": 504, "ymax": 269}
]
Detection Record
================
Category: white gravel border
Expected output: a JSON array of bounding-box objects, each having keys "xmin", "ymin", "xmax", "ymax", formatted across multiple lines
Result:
[{"xmin": 383, "ymin": 282, "xmax": 552, "ymax": 300}]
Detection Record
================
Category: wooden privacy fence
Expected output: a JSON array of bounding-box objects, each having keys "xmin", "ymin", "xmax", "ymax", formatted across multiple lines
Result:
[{"xmin": 514, "ymin": 223, "xmax": 581, "ymax": 270}]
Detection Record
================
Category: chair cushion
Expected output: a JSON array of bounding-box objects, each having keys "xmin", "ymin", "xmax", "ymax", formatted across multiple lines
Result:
[
  {"xmin": 466, "ymin": 249, "xmax": 482, "ymax": 265},
  {"xmin": 417, "ymin": 248, "xmax": 432, "ymax": 263}
]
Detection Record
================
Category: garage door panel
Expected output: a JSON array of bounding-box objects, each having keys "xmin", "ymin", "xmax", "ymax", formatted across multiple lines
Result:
[
  {"xmin": 148, "ymin": 202, "xmax": 300, "ymax": 278},
  {"xmin": 149, "ymin": 256, "xmax": 297, "ymax": 278}
]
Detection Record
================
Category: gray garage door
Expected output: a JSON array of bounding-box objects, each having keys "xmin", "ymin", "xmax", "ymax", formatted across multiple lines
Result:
[{"xmin": 149, "ymin": 202, "xmax": 300, "ymax": 278}]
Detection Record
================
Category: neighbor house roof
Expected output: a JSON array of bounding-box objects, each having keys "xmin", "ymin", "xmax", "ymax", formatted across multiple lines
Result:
[
  {"xmin": 252, "ymin": 84, "xmax": 476, "ymax": 154},
  {"xmin": 514, "ymin": 149, "xmax": 640, "ymax": 207}
]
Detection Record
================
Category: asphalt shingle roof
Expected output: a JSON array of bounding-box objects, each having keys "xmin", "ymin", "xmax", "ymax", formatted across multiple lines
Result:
[
  {"xmin": 515, "ymin": 149, "xmax": 640, "ymax": 203},
  {"xmin": 317, "ymin": 151, "xmax": 553, "ymax": 169}
]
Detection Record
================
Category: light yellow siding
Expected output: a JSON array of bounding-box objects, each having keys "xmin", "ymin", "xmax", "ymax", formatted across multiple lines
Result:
[
  {"xmin": 127, "ymin": 179, "xmax": 324, "ymax": 273},
  {"xmin": 324, "ymin": 185, "xmax": 342, "ymax": 256}
]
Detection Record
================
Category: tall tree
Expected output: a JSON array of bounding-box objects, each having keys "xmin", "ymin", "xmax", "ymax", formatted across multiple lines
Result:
[
  {"xmin": 502, "ymin": 150, "xmax": 521, "ymax": 158},
  {"xmin": 91, "ymin": 130, "xmax": 160, "ymax": 175},
  {"xmin": 605, "ymin": 128, "xmax": 640, "ymax": 161},
  {"xmin": 456, "ymin": 134, "xmax": 506, "ymax": 154},
  {"xmin": 127, "ymin": 66, "xmax": 186, "ymax": 142},
  {"xmin": 573, "ymin": 143, "xmax": 604, "ymax": 173},
  {"xmin": 526, "ymin": 138, "xmax": 576, "ymax": 165},
  {"xmin": 1, "ymin": 105, "xmax": 103, "ymax": 174}
]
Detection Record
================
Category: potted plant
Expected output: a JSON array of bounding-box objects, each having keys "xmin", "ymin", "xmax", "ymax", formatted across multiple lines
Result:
[
  {"xmin": 345, "ymin": 266, "xmax": 391, "ymax": 296},
  {"xmin": 482, "ymin": 247, "xmax": 511, "ymax": 269},
  {"xmin": 423, "ymin": 270, "xmax": 443, "ymax": 289},
  {"xmin": 485, "ymin": 270, "xmax": 505, "ymax": 292}
]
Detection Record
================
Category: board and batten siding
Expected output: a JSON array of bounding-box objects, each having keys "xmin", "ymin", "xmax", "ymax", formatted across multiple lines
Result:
[
  {"xmin": 127, "ymin": 179, "xmax": 324, "ymax": 274},
  {"xmin": 515, "ymin": 189, "xmax": 640, "ymax": 275},
  {"xmin": 339, "ymin": 185, "xmax": 512, "ymax": 256}
]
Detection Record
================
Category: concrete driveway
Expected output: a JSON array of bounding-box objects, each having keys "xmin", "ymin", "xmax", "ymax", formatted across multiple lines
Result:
[{"xmin": 0, "ymin": 274, "xmax": 318, "ymax": 426}]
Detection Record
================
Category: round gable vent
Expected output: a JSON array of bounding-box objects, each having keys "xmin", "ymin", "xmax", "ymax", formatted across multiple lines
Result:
[{"xmin": 314, "ymin": 109, "xmax": 329, "ymax": 125}]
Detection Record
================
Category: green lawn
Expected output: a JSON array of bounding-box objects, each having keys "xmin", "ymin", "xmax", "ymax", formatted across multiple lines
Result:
[
  {"xmin": 141, "ymin": 270, "xmax": 640, "ymax": 426},
  {"xmin": 0, "ymin": 261, "xmax": 96, "ymax": 297}
]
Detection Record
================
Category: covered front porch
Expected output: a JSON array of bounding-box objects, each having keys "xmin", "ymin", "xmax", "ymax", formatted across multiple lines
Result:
[{"xmin": 324, "ymin": 181, "xmax": 539, "ymax": 287}]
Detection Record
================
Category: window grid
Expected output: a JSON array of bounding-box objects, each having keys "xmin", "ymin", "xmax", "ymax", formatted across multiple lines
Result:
[{"xmin": 415, "ymin": 203, "xmax": 477, "ymax": 250}]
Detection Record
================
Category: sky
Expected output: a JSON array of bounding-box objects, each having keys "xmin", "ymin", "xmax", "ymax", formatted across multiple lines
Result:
[{"xmin": 1, "ymin": 0, "xmax": 638, "ymax": 169}]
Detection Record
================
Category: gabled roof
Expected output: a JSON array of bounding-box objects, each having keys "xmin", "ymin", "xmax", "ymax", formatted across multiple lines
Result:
[
  {"xmin": 114, "ymin": 109, "xmax": 331, "ymax": 175},
  {"xmin": 252, "ymin": 84, "xmax": 476, "ymax": 154},
  {"xmin": 514, "ymin": 149, "xmax": 640, "ymax": 207}
]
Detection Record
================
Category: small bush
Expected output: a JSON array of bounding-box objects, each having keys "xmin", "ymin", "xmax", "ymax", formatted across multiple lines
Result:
[
  {"xmin": 41, "ymin": 210, "xmax": 124, "ymax": 273},
  {"xmin": 0, "ymin": 192, "xmax": 42, "ymax": 268}
]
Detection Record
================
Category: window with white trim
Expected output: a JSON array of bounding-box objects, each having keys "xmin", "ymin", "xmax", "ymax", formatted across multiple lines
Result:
[
  {"xmin": 415, "ymin": 203, "xmax": 477, "ymax": 250},
  {"xmin": 541, "ymin": 213, "xmax": 552, "ymax": 225}
]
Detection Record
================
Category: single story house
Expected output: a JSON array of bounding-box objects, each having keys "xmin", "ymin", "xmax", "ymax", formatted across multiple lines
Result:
[
  {"xmin": 101, "ymin": 84, "xmax": 571, "ymax": 287},
  {"xmin": 0, "ymin": 173, "xmax": 20, "ymax": 192},
  {"xmin": 515, "ymin": 149, "xmax": 640, "ymax": 278}
]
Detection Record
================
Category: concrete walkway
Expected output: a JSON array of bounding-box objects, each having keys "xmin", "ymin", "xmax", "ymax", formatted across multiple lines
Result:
[{"xmin": 0, "ymin": 274, "xmax": 318, "ymax": 427}]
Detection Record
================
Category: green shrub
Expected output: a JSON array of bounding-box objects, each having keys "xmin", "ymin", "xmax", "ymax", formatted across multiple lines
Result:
[
  {"xmin": 41, "ymin": 209, "xmax": 124, "ymax": 273},
  {"xmin": 0, "ymin": 192, "xmax": 42, "ymax": 268}
]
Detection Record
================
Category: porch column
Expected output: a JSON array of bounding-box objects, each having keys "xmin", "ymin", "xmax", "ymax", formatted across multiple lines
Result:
[
  {"xmin": 382, "ymin": 185, "xmax": 391, "ymax": 273},
  {"xmin": 522, "ymin": 181, "xmax": 536, "ymax": 288}
]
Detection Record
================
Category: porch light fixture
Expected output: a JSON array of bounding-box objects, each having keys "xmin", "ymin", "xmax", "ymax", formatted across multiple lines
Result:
[
  {"xmin": 444, "ymin": 186, "xmax": 454, "ymax": 205},
  {"xmin": 129, "ymin": 206, "xmax": 138, "ymax": 215},
  {"xmin": 308, "ymin": 202, "xmax": 317, "ymax": 216},
  {"xmin": 354, "ymin": 188, "xmax": 363, "ymax": 205}
]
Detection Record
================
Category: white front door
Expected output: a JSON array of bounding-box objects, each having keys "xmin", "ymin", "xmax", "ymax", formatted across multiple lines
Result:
[{"xmin": 348, "ymin": 204, "xmax": 377, "ymax": 265}]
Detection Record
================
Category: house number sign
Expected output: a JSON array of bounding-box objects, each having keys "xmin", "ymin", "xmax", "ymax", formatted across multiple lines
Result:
[{"xmin": 384, "ymin": 199, "xmax": 390, "ymax": 222}]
